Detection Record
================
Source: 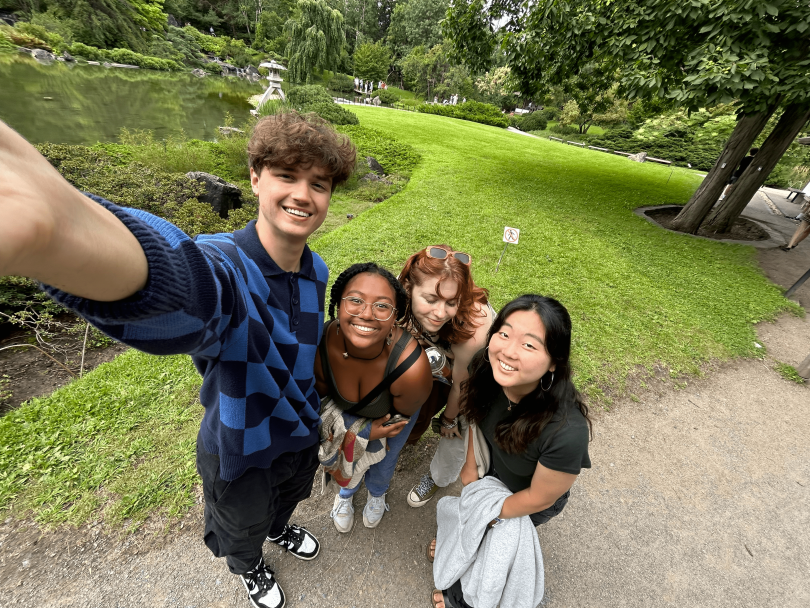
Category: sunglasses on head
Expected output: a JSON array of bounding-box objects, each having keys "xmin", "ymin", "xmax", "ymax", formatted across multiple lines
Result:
[{"xmin": 425, "ymin": 246, "xmax": 471, "ymax": 266}]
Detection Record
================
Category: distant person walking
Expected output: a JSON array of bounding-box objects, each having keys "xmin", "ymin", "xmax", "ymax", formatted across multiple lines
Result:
[
  {"xmin": 209, "ymin": 26, "xmax": 215, "ymax": 36},
  {"xmin": 722, "ymin": 148, "xmax": 758, "ymax": 198},
  {"xmin": 781, "ymin": 196, "xmax": 810, "ymax": 252}
]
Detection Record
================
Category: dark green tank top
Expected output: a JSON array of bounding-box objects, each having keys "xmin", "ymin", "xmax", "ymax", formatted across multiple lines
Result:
[{"xmin": 319, "ymin": 321, "xmax": 414, "ymax": 419}]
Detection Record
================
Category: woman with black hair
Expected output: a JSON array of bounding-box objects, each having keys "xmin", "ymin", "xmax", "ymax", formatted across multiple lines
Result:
[
  {"xmin": 315, "ymin": 263, "xmax": 432, "ymax": 533},
  {"xmin": 430, "ymin": 294, "xmax": 592, "ymax": 608}
]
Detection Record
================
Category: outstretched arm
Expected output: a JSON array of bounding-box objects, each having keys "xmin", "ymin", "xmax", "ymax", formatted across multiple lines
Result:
[{"xmin": 0, "ymin": 120, "xmax": 148, "ymax": 301}]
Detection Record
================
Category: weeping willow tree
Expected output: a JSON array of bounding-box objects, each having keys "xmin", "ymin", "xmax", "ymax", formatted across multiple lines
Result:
[{"xmin": 284, "ymin": 0, "xmax": 344, "ymax": 83}]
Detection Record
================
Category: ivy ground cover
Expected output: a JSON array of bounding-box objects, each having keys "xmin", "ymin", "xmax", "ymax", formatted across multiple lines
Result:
[{"xmin": 0, "ymin": 107, "xmax": 794, "ymax": 527}]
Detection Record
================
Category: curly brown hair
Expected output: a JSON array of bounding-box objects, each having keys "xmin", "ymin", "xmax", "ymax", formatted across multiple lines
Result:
[{"xmin": 248, "ymin": 111, "xmax": 356, "ymax": 190}]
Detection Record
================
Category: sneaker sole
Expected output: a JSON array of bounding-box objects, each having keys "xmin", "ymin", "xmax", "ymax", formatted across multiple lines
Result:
[
  {"xmin": 241, "ymin": 576, "xmax": 286, "ymax": 608},
  {"xmin": 407, "ymin": 491, "xmax": 436, "ymax": 508}
]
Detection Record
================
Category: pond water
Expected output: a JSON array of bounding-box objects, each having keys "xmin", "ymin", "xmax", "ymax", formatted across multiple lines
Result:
[{"xmin": 0, "ymin": 54, "xmax": 264, "ymax": 145}]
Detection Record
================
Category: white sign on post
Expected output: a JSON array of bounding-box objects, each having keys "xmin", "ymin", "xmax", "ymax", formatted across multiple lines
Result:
[
  {"xmin": 503, "ymin": 227, "xmax": 520, "ymax": 244},
  {"xmin": 497, "ymin": 226, "xmax": 520, "ymax": 272}
]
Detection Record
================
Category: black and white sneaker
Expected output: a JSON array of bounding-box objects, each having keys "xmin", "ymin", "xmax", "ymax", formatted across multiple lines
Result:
[
  {"xmin": 240, "ymin": 558, "xmax": 285, "ymax": 608},
  {"xmin": 267, "ymin": 524, "xmax": 320, "ymax": 560}
]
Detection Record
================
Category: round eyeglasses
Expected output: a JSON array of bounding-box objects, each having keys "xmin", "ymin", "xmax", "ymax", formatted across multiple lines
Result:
[
  {"xmin": 425, "ymin": 246, "xmax": 471, "ymax": 265},
  {"xmin": 341, "ymin": 296, "xmax": 397, "ymax": 321}
]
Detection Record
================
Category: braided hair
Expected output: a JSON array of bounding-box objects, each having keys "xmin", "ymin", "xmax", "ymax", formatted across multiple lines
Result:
[{"xmin": 328, "ymin": 262, "xmax": 409, "ymax": 321}]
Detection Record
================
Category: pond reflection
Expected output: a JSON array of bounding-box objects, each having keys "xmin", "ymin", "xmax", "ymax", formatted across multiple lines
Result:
[{"xmin": 0, "ymin": 55, "xmax": 263, "ymax": 145}]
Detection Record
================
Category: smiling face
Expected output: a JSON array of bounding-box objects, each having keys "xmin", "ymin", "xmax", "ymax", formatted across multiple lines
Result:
[
  {"xmin": 338, "ymin": 272, "xmax": 398, "ymax": 350},
  {"xmin": 410, "ymin": 275, "xmax": 460, "ymax": 334},
  {"xmin": 489, "ymin": 310, "xmax": 556, "ymax": 399},
  {"xmin": 251, "ymin": 163, "xmax": 332, "ymax": 244}
]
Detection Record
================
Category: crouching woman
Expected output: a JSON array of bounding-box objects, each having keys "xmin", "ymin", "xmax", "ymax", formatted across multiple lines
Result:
[{"xmin": 430, "ymin": 294, "xmax": 592, "ymax": 608}]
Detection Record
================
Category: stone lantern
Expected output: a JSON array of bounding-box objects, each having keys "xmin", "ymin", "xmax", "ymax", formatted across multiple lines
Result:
[{"xmin": 257, "ymin": 60, "xmax": 287, "ymax": 106}]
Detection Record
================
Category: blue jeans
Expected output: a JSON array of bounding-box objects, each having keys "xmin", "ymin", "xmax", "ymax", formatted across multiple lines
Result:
[{"xmin": 339, "ymin": 408, "xmax": 421, "ymax": 498}]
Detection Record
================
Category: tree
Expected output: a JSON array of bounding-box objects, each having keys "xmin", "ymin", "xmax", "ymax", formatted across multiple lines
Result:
[
  {"xmin": 400, "ymin": 42, "xmax": 473, "ymax": 100},
  {"xmin": 353, "ymin": 40, "xmax": 391, "ymax": 81},
  {"xmin": 284, "ymin": 0, "xmax": 345, "ymax": 83},
  {"xmin": 444, "ymin": 0, "xmax": 810, "ymax": 233},
  {"xmin": 387, "ymin": 0, "xmax": 449, "ymax": 58}
]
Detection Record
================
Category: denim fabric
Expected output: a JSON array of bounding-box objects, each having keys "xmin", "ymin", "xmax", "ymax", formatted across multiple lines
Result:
[{"xmin": 339, "ymin": 408, "xmax": 421, "ymax": 498}]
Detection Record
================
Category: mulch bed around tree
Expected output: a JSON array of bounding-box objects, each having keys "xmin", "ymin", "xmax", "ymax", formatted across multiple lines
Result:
[{"xmin": 646, "ymin": 207, "xmax": 771, "ymax": 241}]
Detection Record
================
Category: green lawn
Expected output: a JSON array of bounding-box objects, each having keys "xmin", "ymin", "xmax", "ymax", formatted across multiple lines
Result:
[{"xmin": 0, "ymin": 106, "xmax": 797, "ymax": 527}]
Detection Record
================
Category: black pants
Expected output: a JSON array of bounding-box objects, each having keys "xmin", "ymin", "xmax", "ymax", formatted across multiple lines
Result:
[{"xmin": 196, "ymin": 436, "xmax": 320, "ymax": 574}]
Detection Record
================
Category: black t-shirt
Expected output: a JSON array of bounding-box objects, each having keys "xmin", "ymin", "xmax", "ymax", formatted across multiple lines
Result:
[{"xmin": 479, "ymin": 391, "xmax": 591, "ymax": 494}]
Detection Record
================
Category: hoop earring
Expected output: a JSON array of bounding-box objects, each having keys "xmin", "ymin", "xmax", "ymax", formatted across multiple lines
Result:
[
  {"xmin": 541, "ymin": 372, "xmax": 554, "ymax": 392},
  {"xmin": 386, "ymin": 329, "xmax": 393, "ymax": 346},
  {"xmin": 483, "ymin": 346, "xmax": 490, "ymax": 362}
]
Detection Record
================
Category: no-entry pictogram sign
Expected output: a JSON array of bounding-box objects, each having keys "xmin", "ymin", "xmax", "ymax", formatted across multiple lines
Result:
[{"xmin": 503, "ymin": 227, "xmax": 520, "ymax": 244}]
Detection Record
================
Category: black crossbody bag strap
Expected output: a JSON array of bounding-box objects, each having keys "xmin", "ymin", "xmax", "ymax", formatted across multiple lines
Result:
[{"xmin": 343, "ymin": 342, "xmax": 423, "ymax": 416}]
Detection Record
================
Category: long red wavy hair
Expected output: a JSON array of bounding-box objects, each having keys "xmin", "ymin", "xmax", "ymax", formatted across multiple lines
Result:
[{"xmin": 399, "ymin": 245, "xmax": 490, "ymax": 344}]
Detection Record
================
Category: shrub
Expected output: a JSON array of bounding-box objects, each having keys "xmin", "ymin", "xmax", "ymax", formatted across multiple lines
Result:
[
  {"xmin": 328, "ymin": 73, "xmax": 355, "ymax": 94},
  {"xmin": 376, "ymin": 89, "xmax": 398, "ymax": 105},
  {"xmin": 66, "ymin": 42, "xmax": 182, "ymax": 71},
  {"xmin": 14, "ymin": 21, "xmax": 65, "ymax": 51},
  {"xmin": 549, "ymin": 123, "xmax": 580, "ymax": 136},
  {"xmin": 518, "ymin": 111, "xmax": 548, "ymax": 132},
  {"xmin": 287, "ymin": 84, "xmax": 334, "ymax": 108},
  {"xmin": 335, "ymin": 125, "xmax": 422, "ymax": 176},
  {"xmin": 304, "ymin": 101, "xmax": 360, "ymax": 125},
  {"xmin": 542, "ymin": 107, "xmax": 560, "ymax": 121},
  {"xmin": 0, "ymin": 30, "xmax": 14, "ymax": 53},
  {"xmin": 417, "ymin": 100, "xmax": 508, "ymax": 128},
  {"xmin": 1, "ymin": 24, "xmax": 51, "ymax": 50}
]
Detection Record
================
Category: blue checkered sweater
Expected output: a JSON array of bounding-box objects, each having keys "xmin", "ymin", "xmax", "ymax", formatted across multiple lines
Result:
[{"xmin": 44, "ymin": 195, "xmax": 327, "ymax": 481}]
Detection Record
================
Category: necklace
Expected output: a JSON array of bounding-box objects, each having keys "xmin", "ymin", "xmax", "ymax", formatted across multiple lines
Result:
[
  {"xmin": 505, "ymin": 387, "xmax": 519, "ymax": 411},
  {"xmin": 342, "ymin": 334, "xmax": 387, "ymax": 360}
]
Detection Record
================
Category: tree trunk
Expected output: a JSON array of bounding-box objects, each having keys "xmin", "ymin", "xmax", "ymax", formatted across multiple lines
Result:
[
  {"xmin": 669, "ymin": 108, "xmax": 775, "ymax": 233},
  {"xmin": 703, "ymin": 102, "xmax": 810, "ymax": 233}
]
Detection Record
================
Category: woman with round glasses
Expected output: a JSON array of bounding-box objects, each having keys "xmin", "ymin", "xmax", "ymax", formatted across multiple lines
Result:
[
  {"xmin": 315, "ymin": 263, "xmax": 432, "ymax": 533},
  {"xmin": 398, "ymin": 245, "xmax": 494, "ymax": 508}
]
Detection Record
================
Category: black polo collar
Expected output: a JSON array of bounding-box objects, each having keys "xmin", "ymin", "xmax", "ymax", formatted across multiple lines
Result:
[{"xmin": 233, "ymin": 219, "xmax": 317, "ymax": 280}]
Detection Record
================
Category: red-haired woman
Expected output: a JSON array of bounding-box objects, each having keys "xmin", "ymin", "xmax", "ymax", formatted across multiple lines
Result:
[{"xmin": 399, "ymin": 245, "xmax": 494, "ymax": 507}]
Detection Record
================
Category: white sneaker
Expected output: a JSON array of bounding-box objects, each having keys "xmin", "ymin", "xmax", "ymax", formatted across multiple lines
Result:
[
  {"xmin": 330, "ymin": 494, "xmax": 354, "ymax": 533},
  {"xmin": 240, "ymin": 557, "xmax": 285, "ymax": 608},
  {"xmin": 362, "ymin": 491, "xmax": 390, "ymax": 528}
]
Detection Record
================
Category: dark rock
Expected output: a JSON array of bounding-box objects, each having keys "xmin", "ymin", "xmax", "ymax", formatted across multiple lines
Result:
[
  {"xmin": 62, "ymin": 51, "xmax": 75, "ymax": 62},
  {"xmin": 365, "ymin": 156, "xmax": 385, "ymax": 175},
  {"xmin": 0, "ymin": 11, "xmax": 18, "ymax": 26},
  {"xmin": 31, "ymin": 49, "xmax": 56, "ymax": 62},
  {"xmin": 167, "ymin": 13, "xmax": 180, "ymax": 27},
  {"xmin": 247, "ymin": 65, "xmax": 259, "ymax": 76},
  {"xmin": 186, "ymin": 172, "xmax": 243, "ymax": 218}
]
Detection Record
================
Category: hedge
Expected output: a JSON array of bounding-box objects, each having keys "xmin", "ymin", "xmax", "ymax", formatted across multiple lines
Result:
[{"xmin": 417, "ymin": 100, "xmax": 508, "ymax": 128}]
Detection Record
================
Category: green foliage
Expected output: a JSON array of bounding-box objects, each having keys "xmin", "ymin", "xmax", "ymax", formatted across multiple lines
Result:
[
  {"xmin": 0, "ymin": 29, "xmax": 15, "ymax": 53},
  {"xmin": 67, "ymin": 42, "xmax": 183, "ymax": 70},
  {"xmin": 27, "ymin": 8, "xmax": 79, "ymax": 46},
  {"xmin": 775, "ymin": 362, "xmax": 805, "ymax": 384},
  {"xmin": 400, "ymin": 42, "xmax": 474, "ymax": 101},
  {"xmin": 304, "ymin": 101, "xmax": 360, "ymax": 125},
  {"xmin": 516, "ymin": 111, "xmax": 547, "ymax": 132},
  {"xmin": 284, "ymin": 0, "xmax": 345, "ymax": 83},
  {"xmin": 287, "ymin": 83, "xmax": 334, "ymax": 106},
  {"xmin": 0, "ymin": 276, "xmax": 63, "ymax": 319},
  {"xmin": 352, "ymin": 41, "xmax": 391, "ymax": 82},
  {"xmin": 387, "ymin": 0, "xmax": 449, "ymax": 58},
  {"xmin": 0, "ymin": 23, "xmax": 51, "ymax": 50},
  {"xmin": 417, "ymin": 99, "xmax": 508, "ymax": 128},
  {"xmin": 376, "ymin": 88, "xmax": 398, "ymax": 105},
  {"xmin": 283, "ymin": 84, "xmax": 359, "ymax": 125},
  {"xmin": 446, "ymin": 0, "xmax": 810, "ymax": 114},
  {"xmin": 13, "ymin": 21, "xmax": 66, "ymax": 51},
  {"xmin": 335, "ymin": 125, "xmax": 422, "ymax": 176},
  {"xmin": 328, "ymin": 72, "xmax": 355, "ymax": 94}
]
